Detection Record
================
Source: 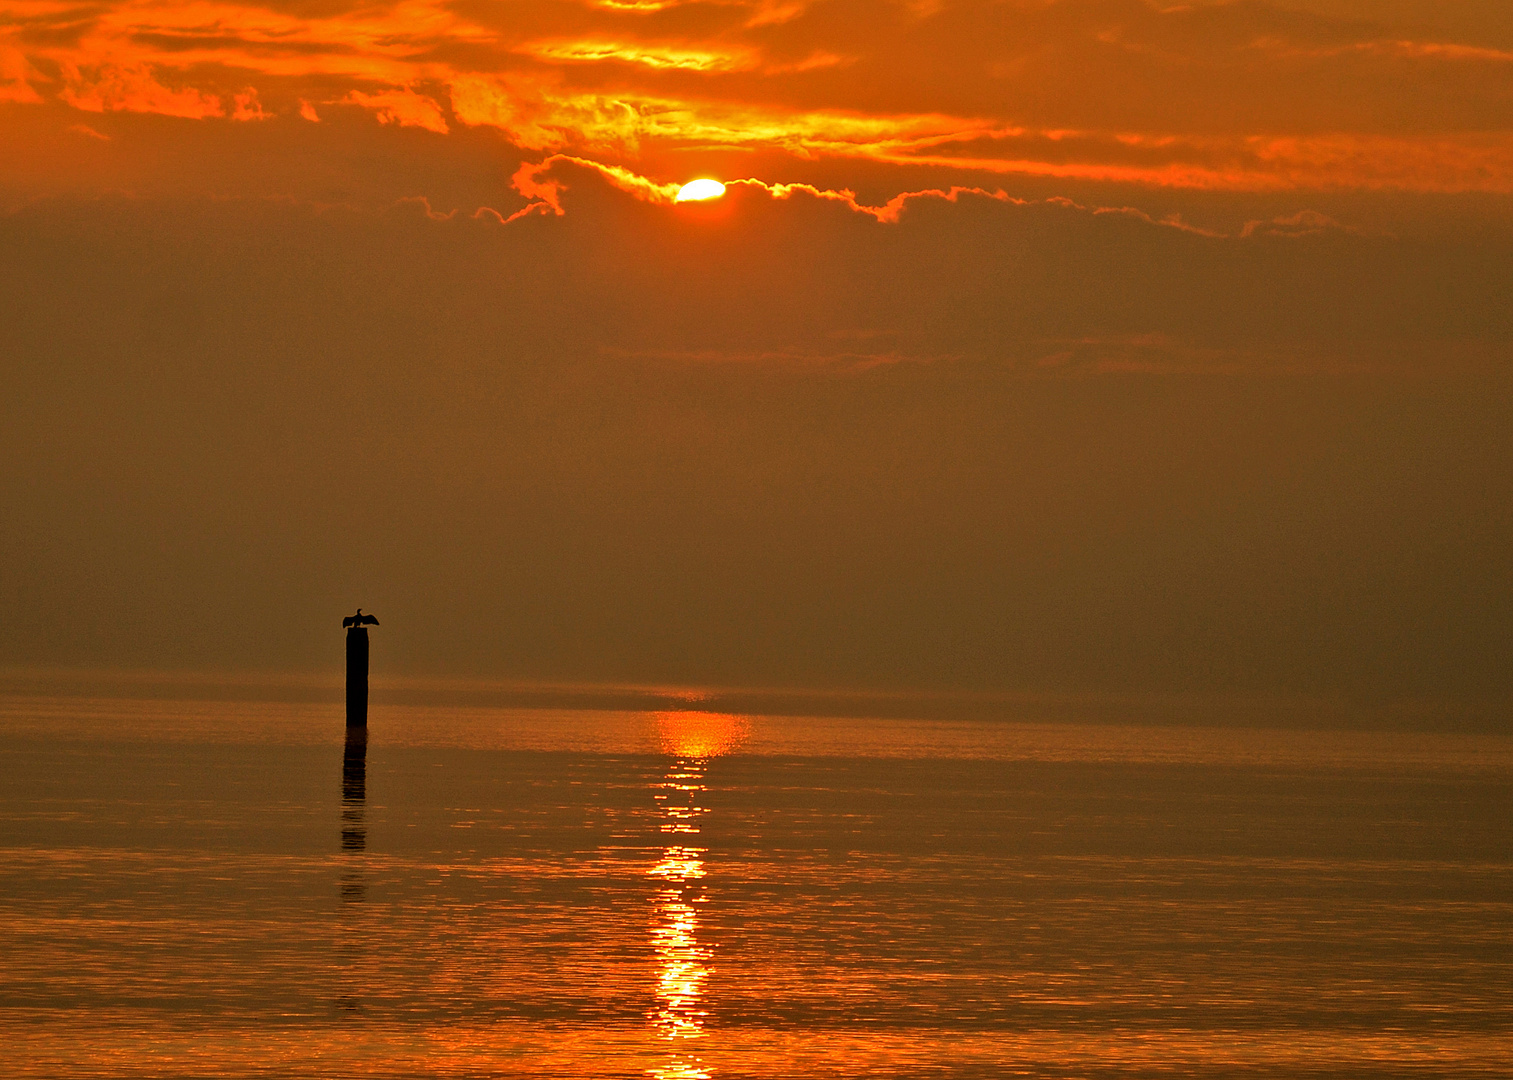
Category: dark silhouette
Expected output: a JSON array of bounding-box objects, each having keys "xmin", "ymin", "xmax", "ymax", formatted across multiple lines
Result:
[
  {"xmin": 341, "ymin": 726, "xmax": 367, "ymax": 856},
  {"xmin": 344, "ymin": 609, "xmax": 376, "ymax": 728},
  {"xmin": 337, "ymin": 728, "xmax": 367, "ymax": 1023}
]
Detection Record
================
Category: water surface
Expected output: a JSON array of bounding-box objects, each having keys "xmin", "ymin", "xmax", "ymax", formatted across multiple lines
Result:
[{"xmin": 1, "ymin": 696, "xmax": 1510, "ymax": 1077}]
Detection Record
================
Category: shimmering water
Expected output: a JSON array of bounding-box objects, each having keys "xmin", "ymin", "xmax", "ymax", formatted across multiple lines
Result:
[{"xmin": 1, "ymin": 695, "xmax": 1510, "ymax": 1077}]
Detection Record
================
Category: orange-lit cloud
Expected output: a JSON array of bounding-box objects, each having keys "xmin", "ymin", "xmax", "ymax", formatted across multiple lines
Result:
[
  {"xmin": 510, "ymin": 153, "xmax": 682, "ymax": 216},
  {"xmin": 503, "ymin": 155, "xmax": 1369, "ymax": 238},
  {"xmin": 0, "ymin": 44, "xmax": 42, "ymax": 103},
  {"xmin": 231, "ymin": 88, "xmax": 267, "ymax": 122},
  {"xmin": 346, "ymin": 88, "xmax": 449, "ymax": 134},
  {"xmin": 526, "ymin": 40, "xmax": 757, "ymax": 72},
  {"xmin": 58, "ymin": 62, "xmax": 224, "ymax": 119},
  {"xmin": 506, "ymin": 155, "xmax": 1018, "ymax": 222},
  {"xmin": 735, "ymin": 177, "xmax": 1012, "ymax": 223},
  {"xmin": 2, "ymin": 0, "xmax": 1512, "ymax": 197}
]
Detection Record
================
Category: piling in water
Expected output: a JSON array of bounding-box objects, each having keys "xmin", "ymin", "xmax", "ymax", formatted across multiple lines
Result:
[{"xmin": 346, "ymin": 627, "xmax": 369, "ymax": 728}]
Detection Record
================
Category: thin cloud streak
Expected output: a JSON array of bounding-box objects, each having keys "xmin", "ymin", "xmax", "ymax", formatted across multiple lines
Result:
[{"xmin": 502, "ymin": 155, "xmax": 1374, "ymax": 239}]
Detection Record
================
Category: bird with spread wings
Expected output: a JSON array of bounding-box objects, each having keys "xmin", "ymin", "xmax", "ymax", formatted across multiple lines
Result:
[{"xmin": 342, "ymin": 609, "xmax": 380, "ymax": 629}]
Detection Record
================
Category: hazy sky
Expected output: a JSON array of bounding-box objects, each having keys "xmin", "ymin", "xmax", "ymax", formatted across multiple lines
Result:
[{"xmin": 1, "ymin": 0, "xmax": 1510, "ymax": 704}]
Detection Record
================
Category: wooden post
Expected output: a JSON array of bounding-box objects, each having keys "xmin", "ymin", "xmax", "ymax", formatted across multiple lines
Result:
[{"xmin": 346, "ymin": 626, "xmax": 369, "ymax": 728}]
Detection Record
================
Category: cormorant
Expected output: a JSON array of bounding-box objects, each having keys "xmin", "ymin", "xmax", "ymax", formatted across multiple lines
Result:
[{"xmin": 342, "ymin": 609, "xmax": 380, "ymax": 628}]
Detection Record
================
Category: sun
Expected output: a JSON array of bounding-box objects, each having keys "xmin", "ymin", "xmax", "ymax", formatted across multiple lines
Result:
[{"xmin": 675, "ymin": 178, "xmax": 726, "ymax": 202}]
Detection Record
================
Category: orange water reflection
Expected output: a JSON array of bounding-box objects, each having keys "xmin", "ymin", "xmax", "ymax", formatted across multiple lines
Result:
[
  {"xmin": 654, "ymin": 711, "xmax": 749, "ymax": 759},
  {"xmin": 647, "ymin": 713, "xmax": 747, "ymax": 1080}
]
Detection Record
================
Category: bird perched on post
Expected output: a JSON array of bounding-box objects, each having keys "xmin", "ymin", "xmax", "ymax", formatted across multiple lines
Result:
[{"xmin": 342, "ymin": 609, "xmax": 380, "ymax": 628}]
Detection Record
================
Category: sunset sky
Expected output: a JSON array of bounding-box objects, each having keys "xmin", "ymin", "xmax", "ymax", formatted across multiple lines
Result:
[{"xmin": 2, "ymin": 0, "xmax": 1510, "ymax": 708}]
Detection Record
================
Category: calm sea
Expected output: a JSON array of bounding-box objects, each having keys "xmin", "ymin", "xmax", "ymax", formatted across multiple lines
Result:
[{"xmin": 1, "ymin": 694, "xmax": 1510, "ymax": 1077}]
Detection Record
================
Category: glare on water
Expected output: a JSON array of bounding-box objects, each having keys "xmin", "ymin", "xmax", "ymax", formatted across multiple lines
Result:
[{"xmin": 647, "ymin": 712, "xmax": 747, "ymax": 1079}]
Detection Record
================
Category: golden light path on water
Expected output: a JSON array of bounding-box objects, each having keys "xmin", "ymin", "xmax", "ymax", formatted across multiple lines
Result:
[{"xmin": 648, "ymin": 712, "xmax": 749, "ymax": 1080}]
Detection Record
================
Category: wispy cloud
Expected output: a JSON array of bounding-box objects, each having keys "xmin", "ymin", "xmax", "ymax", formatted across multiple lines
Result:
[
  {"xmin": 501, "ymin": 154, "xmax": 1387, "ymax": 242},
  {"xmin": 346, "ymin": 87, "xmax": 448, "ymax": 133}
]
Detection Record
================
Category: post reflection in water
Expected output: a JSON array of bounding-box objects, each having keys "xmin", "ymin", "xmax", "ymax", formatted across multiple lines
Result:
[
  {"xmin": 340, "ymin": 727, "xmax": 366, "ymax": 902},
  {"xmin": 336, "ymin": 727, "xmax": 369, "ymax": 1016},
  {"xmin": 648, "ymin": 712, "xmax": 748, "ymax": 1080}
]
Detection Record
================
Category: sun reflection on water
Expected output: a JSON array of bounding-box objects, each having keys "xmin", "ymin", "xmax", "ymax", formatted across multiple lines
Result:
[{"xmin": 647, "ymin": 712, "xmax": 747, "ymax": 1080}]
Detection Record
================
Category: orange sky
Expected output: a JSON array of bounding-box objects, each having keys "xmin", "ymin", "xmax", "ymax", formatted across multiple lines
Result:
[
  {"xmin": 4, "ymin": 0, "xmax": 1513, "ymax": 203},
  {"xmin": 1, "ymin": 2, "xmax": 1511, "ymax": 709}
]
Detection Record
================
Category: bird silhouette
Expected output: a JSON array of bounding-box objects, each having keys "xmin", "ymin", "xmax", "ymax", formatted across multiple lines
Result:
[{"xmin": 342, "ymin": 609, "xmax": 380, "ymax": 629}]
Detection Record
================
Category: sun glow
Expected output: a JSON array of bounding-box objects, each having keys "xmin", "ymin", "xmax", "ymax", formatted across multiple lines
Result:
[
  {"xmin": 675, "ymin": 179, "xmax": 726, "ymax": 202},
  {"xmin": 654, "ymin": 711, "xmax": 748, "ymax": 757}
]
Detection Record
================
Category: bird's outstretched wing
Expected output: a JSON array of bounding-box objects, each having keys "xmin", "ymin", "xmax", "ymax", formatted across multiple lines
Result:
[
  {"xmin": 359, "ymin": 613, "xmax": 380, "ymax": 626},
  {"xmin": 342, "ymin": 615, "xmax": 357, "ymax": 628}
]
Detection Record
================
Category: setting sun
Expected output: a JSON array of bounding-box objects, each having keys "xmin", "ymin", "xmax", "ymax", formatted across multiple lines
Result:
[{"xmin": 675, "ymin": 179, "xmax": 725, "ymax": 202}]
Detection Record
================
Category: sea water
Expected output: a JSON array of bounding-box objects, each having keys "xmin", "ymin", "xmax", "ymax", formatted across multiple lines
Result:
[{"xmin": 1, "ymin": 695, "xmax": 1510, "ymax": 1077}]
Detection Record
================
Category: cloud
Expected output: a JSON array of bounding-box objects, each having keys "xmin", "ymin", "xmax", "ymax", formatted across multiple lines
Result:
[
  {"xmin": 502, "ymin": 155, "xmax": 1387, "ymax": 239},
  {"xmin": 0, "ymin": 0, "xmax": 1509, "ymax": 196},
  {"xmin": 507, "ymin": 157, "xmax": 1023, "ymax": 221},
  {"xmin": 525, "ymin": 39, "xmax": 759, "ymax": 72},
  {"xmin": 736, "ymin": 178, "xmax": 1015, "ymax": 223},
  {"xmin": 345, "ymin": 87, "xmax": 449, "ymax": 133},
  {"xmin": 231, "ymin": 88, "xmax": 268, "ymax": 121},
  {"xmin": 509, "ymin": 153, "xmax": 681, "ymax": 217},
  {"xmin": 1239, "ymin": 209, "xmax": 1375, "ymax": 239},
  {"xmin": 0, "ymin": 44, "xmax": 42, "ymax": 103},
  {"xmin": 58, "ymin": 63, "xmax": 224, "ymax": 119},
  {"xmin": 1275, "ymin": 38, "xmax": 1513, "ymax": 65}
]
